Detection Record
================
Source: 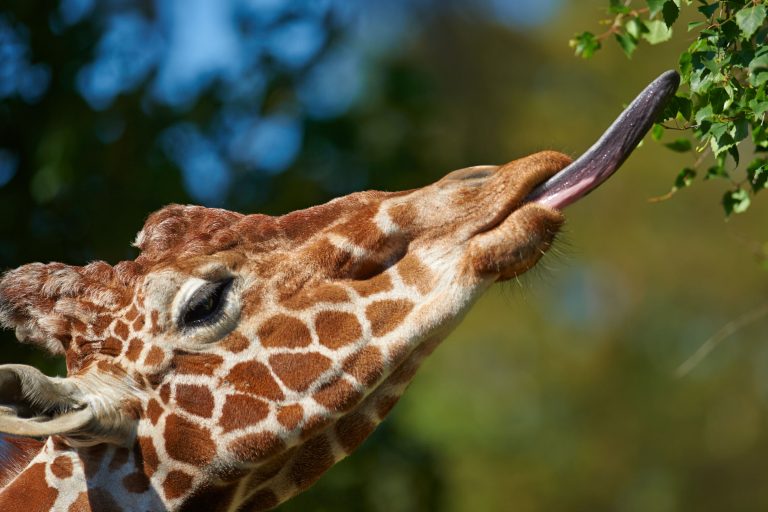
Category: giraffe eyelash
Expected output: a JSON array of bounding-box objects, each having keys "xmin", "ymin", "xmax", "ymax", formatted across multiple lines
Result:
[{"xmin": 174, "ymin": 277, "xmax": 240, "ymax": 340}]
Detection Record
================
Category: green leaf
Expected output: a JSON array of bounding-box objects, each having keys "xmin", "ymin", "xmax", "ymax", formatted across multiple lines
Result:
[
  {"xmin": 570, "ymin": 32, "xmax": 601, "ymax": 59},
  {"xmin": 708, "ymin": 87, "xmax": 729, "ymax": 114},
  {"xmin": 749, "ymin": 99, "xmax": 768, "ymax": 118},
  {"xmin": 733, "ymin": 117, "xmax": 749, "ymax": 143},
  {"xmin": 609, "ymin": 0, "xmax": 631, "ymax": 14},
  {"xmin": 736, "ymin": 5, "xmax": 767, "ymax": 40},
  {"xmin": 664, "ymin": 138, "xmax": 692, "ymax": 152},
  {"xmin": 728, "ymin": 145, "xmax": 740, "ymax": 167},
  {"xmin": 662, "ymin": 1, "xmax": 679, "ymax": 28},
  {"xmin": 747, "ymin": 159, "xmax": 768, "ymax": 193},
  {"xmin": 709, "ymin": 122, "xmax": 736, "ymax": 156},
  {"xmin": 626, "ymin": 18, "xmax": 646, "ymax": 39},
  {"xmin": 698, "ymin": 3, "xmax": 719, "ymax": 19},
  {"xmin": 753, "ymin": 124, "xmax": 768, "ymax": 148},
  {"xmin": 651, "ymin": 123, "xmax": 664, "ymax": 141},
  {"xmin": 679, "ymin": 51, "xmax": 692, "ymax": 79},
  {"xmin": 722, "ymin": 188, "xmax": 751, "ymax": 216},
  {"xmin": 643, "ymin": 20, "xmax": 673, "ymax": 44},
  {"xmin": 690, "ymin": 68, "xmax": 714, "ymax": 94},
  {"xmin": 674, "ymin": 167, "xmax": 696, "ymax": 188},
  {"xmin": 749, "ymin": 47, "xmax": 768, "ymax": 86},
  {"xmin": 688, "ymin": 21, "xmax": 706, "ymax": 32},
  {"xmin": 615, "ymin": 33, "xmax": 638, "ymax": 58},
  {"xmin": 694, "ymin": 103, "xmax": 713, "ymax": 124},
  {"xmin": 646, "ymin": 0, "xmax": 666, "ymax": 17}
]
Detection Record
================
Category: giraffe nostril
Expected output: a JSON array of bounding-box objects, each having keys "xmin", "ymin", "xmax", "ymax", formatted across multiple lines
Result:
[{"xmin": 443, "ymin": 165, "xmax": 497, "ymax": 182}]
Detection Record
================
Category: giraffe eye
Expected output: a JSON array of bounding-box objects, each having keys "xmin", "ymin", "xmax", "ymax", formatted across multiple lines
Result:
[{"xmin": 180, "ymin": 278, "xmax": 233, "ymax": 328}]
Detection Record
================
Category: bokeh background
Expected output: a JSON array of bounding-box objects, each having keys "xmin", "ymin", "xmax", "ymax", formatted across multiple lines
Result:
[{"xmin": 1, "ymin": 1, "xmax": 767, "ymax": 510}]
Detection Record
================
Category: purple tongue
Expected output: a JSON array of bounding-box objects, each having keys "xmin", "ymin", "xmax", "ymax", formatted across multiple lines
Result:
[{"xmin": 526, "ymin": 70, "xmax": 680, "ymax": 209}]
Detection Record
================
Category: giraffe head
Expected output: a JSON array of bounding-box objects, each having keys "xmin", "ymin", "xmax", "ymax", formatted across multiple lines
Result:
[
  {"xmin": 0, "ymin": 71, "xmax": 678, "ymax": 509},
  {"xmin": 0, "ymin": 150, "xmax": 569, "ymax": 504}
]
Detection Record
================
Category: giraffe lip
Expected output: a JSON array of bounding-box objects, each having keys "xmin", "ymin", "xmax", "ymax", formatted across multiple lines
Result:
[{"xmin": 525, "ymin": 70, "xmax": 680, "ymax": 209}]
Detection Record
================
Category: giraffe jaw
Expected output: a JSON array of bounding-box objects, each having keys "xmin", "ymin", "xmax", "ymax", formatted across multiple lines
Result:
[{"xmin": 526, "ymin": 70, "xmax": 680, "ymax": 210}]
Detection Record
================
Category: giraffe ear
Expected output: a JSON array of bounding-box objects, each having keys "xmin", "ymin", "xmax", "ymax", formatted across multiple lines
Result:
[{"xmin": 0, "ymin": 365, "xmax": 94, "ymax": 438}]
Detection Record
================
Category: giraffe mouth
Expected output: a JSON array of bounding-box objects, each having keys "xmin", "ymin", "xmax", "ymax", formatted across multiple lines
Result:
[{"xmin": 525, "ymin": 70, "xmax": 680, "ymax": 210}]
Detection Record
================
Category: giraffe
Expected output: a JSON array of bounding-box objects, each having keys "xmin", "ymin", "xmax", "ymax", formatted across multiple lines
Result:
[{"xmin": 0, "ymin": 71, "xmax": 678, "ymax": 511}]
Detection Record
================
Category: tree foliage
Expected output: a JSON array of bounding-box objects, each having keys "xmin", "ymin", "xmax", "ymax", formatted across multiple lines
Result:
[{"xmin": 572, "ymin": 0, "xmax": 768, "ymax": 216}]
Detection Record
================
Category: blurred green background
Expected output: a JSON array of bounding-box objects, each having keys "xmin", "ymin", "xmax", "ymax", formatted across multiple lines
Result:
[{"xmin": 1, "ymin": 1, "xmax": 767, "ymax": 510}]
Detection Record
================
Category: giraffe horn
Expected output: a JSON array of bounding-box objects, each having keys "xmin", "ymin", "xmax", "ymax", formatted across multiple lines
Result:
[{"xmin": 526, "ymin": 70, "xmax": 680, "ymax": 209}]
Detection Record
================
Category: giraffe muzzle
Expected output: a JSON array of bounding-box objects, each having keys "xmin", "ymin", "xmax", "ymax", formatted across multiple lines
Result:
[{"xmin": 526, "ymin": 70, "xmax": 680, "ymax": 210}]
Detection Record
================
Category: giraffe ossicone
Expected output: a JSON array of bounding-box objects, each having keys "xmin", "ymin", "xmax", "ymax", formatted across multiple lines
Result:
[{"xmin": 0, "ymin": 71, "xmax": 678, "ymax": 511}]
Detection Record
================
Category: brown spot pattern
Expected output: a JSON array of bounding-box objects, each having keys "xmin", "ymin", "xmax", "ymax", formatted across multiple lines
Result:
[
  {"xmin": 89, "ymin": 489, "xmax": 122, "ymax": 511},
  {"xmin": 144, "ymin": 345, "xmax": 165, "ymax": 366},
  {"xmin": 335, "ymin": 412, "xmax": 376, "ymax": 453},
  {"xmin": 101, "ymin": 336, "xmax": 123, "ymax": 357},
  {"xmin": 315, "ymin": 311, "xmax": 361, "ymax": 349},
  {"xmin": 150, "ymin": 310, "xmax": 161, "ymax": 334},
  {"xmin": 82, "ymin": 444, "xmax": 108, "ymax": 478},
  {"xmin": 146, "ymin": 398, "xmax": 163, "ymax": 424},
  {"xmin": 269, "ymin": 352, "xmax": 332, "ymax": 392},
  {"xmin": 397, "ymin": 253, "xmax": 433, "ymax": 294},
  {"xmin": 282, "ymin": 284, "xmax": 349, "ymax": 310},
  {"xmin": 389, "ymin": 202, "xmax": 417, "ymax": 228},
  {"xmin": 0, "ymin": 463, "xmax": 56, "ymax": 510},
  {"xmin": 108, "ymin": 448, "xmax": 129, "ymax": 471},
  {"xmin": 258, "ymin": 315, "xmax": 311, "ymax": 348},
  {"xmin": 123, "ymin": 472, "xmax": 151, "ymax": 493},
  {"xmin": 138, "ymin": 436, "xmax": 160, "ymax": 477},
  {"xmin": 300, "ymin": 414, "xmax": 330, "ymax": 440},
  {"xmin": 376, "ymin": 395, "xmax": 401, "ymax": 419},
  {"xmin": 164, "ymin": 414, "xmax": 216, "ymax": 465},
  {"xmin": 349, "ymin": 272, "xmax": 392, "ymax": 297},
  {"xmin": 240, "ymin": 284, "xmax": 264, "ymax": 318},
  {"xmin": 242, "ymin": 489, "xmax": 279, "ymax": 511},
  {"xmin": 50, "ymin": 455, "xmax": 73, "ymax": 479},
  {"xmin": 221, "ymin": 331, "xmax": 249, "ymax": 353},
  {"xmin": 175, "ymin": 384, "xmax": 215, "ymax": 418},
  {"xmin": 343, "ymin": 346, "xmax": 385, "ymax": 387},
  {"xmin": 277, "ymin": 404, "xmax": 304, "ymax": 430},
  {"xmin": 219, "ymin": 394, "xmax": 269, "ymax": 432},
  {"xmin": 313, "ymin": 378, "xmax": 361, "ymax": 412},
  {"xmin": 114, "ymin": 320, "xmax": 129, "ymax": 340},
  {"xmin": 125, "ymin": 338, "xmax": 143, "ymax": 361},
  {"xmin": 171, "ymin": 352, "xmax": 224, "ymax": 376},
  {"xmin": 228, "ymin": 431, "xmax": 284, "ymax": 461},
  {"xmin": 289, "ymin": 435, "xmax": 334, "ymax": 490},
  {"xmin": 226, "ymin": 361, "xmax": 284, "ymax": 401},
  {"xmin": 159, "ymin": 383, "xmax": 171, "ymax": 404},
  {"xmin": 68, "ymin": 492, "xmax": 89, "ymax": 512},
  {"xmin": 125, "ymin": 305, "xmax": 139, "ymax": 322},
  {"xmin": 366, "ymin": 299, "xmax": 414, "ymax": 337},
  {"xmin": 93, "ymin": 316, "xmax": 112, "ymax": 336},
  {"xmin": 163, "ymin": 470, "xmax": 193, "ymax": 500}
]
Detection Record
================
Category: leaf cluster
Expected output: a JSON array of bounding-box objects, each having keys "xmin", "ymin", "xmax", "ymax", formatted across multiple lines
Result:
[{"xmin": 572, "ymin": 0, "xmax": 768, "ymax": 216}]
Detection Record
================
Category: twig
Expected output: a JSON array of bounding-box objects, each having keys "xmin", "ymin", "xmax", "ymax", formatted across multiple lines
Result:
[{"xmin": 676, "ymin": 302, "xmax": 768, "ymax": 377}]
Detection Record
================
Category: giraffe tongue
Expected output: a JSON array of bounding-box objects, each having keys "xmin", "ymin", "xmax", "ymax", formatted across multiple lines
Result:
[{"xmin": 526, "ymin": 70, "xmax": 680, "ymax": 210}]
